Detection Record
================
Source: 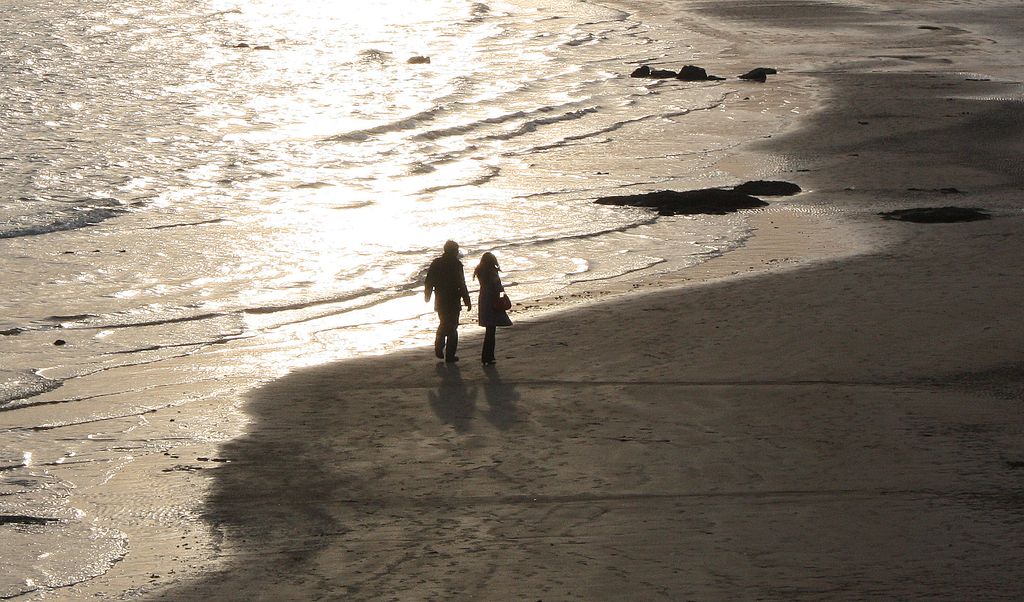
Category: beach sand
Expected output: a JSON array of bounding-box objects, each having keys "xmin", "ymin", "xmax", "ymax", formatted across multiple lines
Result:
[
  {"xmin": 39, "ymin": 0, "xmax": 1024, "ymax": 599},
  {"xmin": 151, "ymin": 214, "xmax": 1024, "ymax": 601}
]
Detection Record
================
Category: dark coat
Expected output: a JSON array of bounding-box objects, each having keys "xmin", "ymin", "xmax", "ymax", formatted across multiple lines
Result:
[
  {"xmin": 476, "ymin": 269, "xmax": 512, "ymax": 327},
  {"xmin": 425, "ymin": 253, "xmax": 471, "ymax": 313}
]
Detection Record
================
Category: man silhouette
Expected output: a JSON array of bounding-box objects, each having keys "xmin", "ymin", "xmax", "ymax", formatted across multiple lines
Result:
[{"xmin": 424, "ymin": 240, "xmax": 472, "ymax": 363}]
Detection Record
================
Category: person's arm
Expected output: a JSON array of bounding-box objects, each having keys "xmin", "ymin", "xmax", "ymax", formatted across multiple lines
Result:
[
  {"xmin": 424, "ymin": 263, "xmax": 434, "ymax": 302},
  {"xmin": 459, "ymin": 270, "xmax": 472, "ymax": 310}
]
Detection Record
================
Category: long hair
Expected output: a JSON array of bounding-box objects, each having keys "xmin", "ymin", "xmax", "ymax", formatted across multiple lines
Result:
[{"xmin": 473, "ymin": 252, "xmax": 500, "ymax": 280}]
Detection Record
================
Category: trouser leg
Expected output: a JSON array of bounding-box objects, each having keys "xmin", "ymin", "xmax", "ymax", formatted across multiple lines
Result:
[
  {"xmin": 482, "ymin": 326, "xmax": 496, "ymax": 363},
  {"xmin": 445, "ymin": 324, "xmax": 459, "ymax": 361},
  {"xmin": 437, "ymin": 309, "xmax": 460, "ymax": 361},
  {"xmin": 434, "ymin": 324, "xmax": 445, "ymax": 358}
]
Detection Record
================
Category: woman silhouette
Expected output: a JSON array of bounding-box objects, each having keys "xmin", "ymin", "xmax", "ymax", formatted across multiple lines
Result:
[{"xmin": 473, "ymin": 252, "xmax": 512, "ymax": 365}]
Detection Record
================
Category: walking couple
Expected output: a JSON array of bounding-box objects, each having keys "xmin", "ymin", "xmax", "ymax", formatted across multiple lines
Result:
[{"xmin": 424, "ymin": 240, "xmax": 512, "ymax": 365}]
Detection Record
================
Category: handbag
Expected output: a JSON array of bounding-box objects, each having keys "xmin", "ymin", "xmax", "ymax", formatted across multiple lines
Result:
[{"xmin": 493, "ymin": 293, "xmax": 512, "ymax": 311}]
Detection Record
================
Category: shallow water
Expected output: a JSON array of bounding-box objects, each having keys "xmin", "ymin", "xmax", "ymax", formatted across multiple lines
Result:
[{"xmin": 0, "ymin": 0, "xmax": 771, "ymax": 410}]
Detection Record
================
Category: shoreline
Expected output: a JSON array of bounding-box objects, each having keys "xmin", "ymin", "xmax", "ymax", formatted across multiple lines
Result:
[
  {"xmin": 41, "ymin": 205, "xmax": 869, "ymax": 602},
  {"xmin": 3, "ymin": 125, "xmax": 845, "ymax": 602},
  {"xmin": 11, "ymin": 0, "xmax": 1024, "ymax": 599}
]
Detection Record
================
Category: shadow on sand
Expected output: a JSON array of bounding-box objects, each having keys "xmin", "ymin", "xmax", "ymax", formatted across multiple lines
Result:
[
  {"xmin": 428, "ymin": 363, "xmax": 520, "ymax": 433},
  {"xmin": 150, "ymin": 351, "xmax": 520, "ymax": 600}
]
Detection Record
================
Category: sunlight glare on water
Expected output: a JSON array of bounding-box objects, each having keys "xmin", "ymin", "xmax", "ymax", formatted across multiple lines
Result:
[
  {"xmin": 204, "ymin": 0, "xmax": 487, "ymax": 142},
  {"xmin": 190, "ymin": 0, "xmax": 531, "ymax": 291},
  {"xmin": 2, "ymin": 0, "xmax": 753, "ymax": 380},
  {"xmin": 170, "ymin": 0, "xmax": 525, "ymax": 340}
]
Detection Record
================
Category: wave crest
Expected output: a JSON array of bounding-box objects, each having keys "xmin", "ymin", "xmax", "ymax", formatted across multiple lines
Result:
[{"xmin": 0, "ymin": 199, "xmax": 128, "ymax": 239}]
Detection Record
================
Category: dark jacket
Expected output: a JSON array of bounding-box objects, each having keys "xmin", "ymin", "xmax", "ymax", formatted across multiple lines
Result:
[
  {"xmin": 425, "ymin": 253, "xmax": 471, "ymax": 313},
  {"xmin": 477, "ymin": 269, "xmax": 512, "ymax": 327}
]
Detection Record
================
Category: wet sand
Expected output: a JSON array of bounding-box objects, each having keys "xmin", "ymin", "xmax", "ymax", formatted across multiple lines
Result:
[{"xmin": 48, "ymin": 0, "xmax": 1024, "ymax": 599}]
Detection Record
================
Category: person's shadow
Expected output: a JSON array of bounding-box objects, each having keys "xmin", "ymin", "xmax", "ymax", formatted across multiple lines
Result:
[
  {"xmin": 427, "ymin": 363, "xmax": 477, "ymax": 433},
  {"xmin": 481, "ymin": 365, "xmax": 520, "ymax": 430}
]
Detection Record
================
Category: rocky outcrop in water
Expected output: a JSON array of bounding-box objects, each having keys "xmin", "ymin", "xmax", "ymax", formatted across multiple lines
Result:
[
  {"xmin": 879, "ymin": 207, "xmax": 991, "ymax": 223},
  {"xmin": 595, "ymin": 188, "xmax": 768, "ymax": 216},
  {"xmin": 738, "ymin": 67, "xmax": 778, "ymax": 82},
  {"xmin": 622, "ymin": 65, "xmax": 774, "ymax": 81},
  {"xmin": 906, "ymin": 187, "xmax": 966, "ymax": 194},
  {"xmin": 407, "ymin": 55, "xmax": 431, "ymax": 64},
  {"xmin": 734, "ymin": 180, "xmax": 801, "ymax": 196},
  {"xmin": 0, "ymin": 515, "xmax": 59, "ymax": 525},
  {"xmin": 676, "ymin": 65, "xmax": 725, "ymax": 81},
  {"xmin": 630, "ymin": 65, "xmax": 651, "ymax": 78},
  {"xmin": 630, "ymin": 64, "xmax": 724, "ymax": 81}
]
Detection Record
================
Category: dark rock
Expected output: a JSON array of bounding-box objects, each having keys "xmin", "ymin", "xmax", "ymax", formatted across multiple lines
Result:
[
  {"xmin": 630, "ymin": 65, "xmax": 651, "ymax": 78},
  {"xmin": 407, "ymin": 55, "xmax": 431, "ymax": 64},
  {"xmin": 233, "ymin": 43, "xmax": 250, "ymax": 48},
  {"xmin": 53, "ymin": 339, "xmax": 67, "ymax": 346},
  {"xmin": 906, "ymin": 187, "xmax": 967, "ymax": 194},
  {"xmin": 879, "ymin": 206, "xmax": 990, "ymax": 223},
  {"xmin": 162, "ymin": 465, "xmax": 204, "ymax": 473},
  {"xmin": 738, "ymin": 67, "xmax": 777, "ymax": 82},
  {"xmin": 596, "ymin": 188, "xmax": 768, "ymax": 216},
  {"xmin": 630, "ymin": 64, "xmax": 721, "ymax": 80},
  {"xmin": 734, "ymin": 180, "xmax": 802, "ymax": 196},
  {"xmin": 253, "ymin": 45, "xmax": 272, "ymax": 51},
  {"xmin": 0, "ymin": 515, "xmax": 59, "ymax": 525},
  {"xmin": 676, "ymin": 65, "xmax": 709, "ymax": 81}
]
